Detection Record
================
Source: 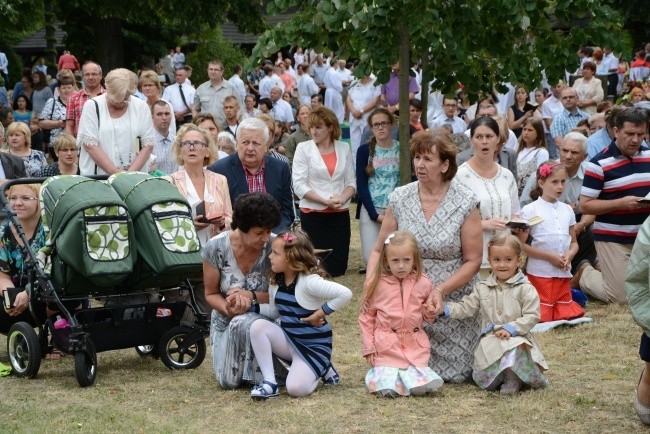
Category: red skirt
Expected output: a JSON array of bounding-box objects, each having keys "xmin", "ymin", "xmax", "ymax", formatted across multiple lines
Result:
[{"xmin": 527, "ymin": 275, "xmax": 584, "ymax": 323}]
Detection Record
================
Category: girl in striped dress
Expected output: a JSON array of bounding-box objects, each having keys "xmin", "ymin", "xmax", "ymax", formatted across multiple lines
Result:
[{"xmin": 248, "ymin": 230, "xmax": 352, "ymax": 399}]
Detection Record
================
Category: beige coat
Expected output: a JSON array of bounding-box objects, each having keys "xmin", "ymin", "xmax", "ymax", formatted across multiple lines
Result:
[
  {"xmin": 446, "ymin": 271, "xmax": 548, "ymax": 372},
  {"xmin": 572, "ymin": 77, "xmax": 604, "ymax": 115}
]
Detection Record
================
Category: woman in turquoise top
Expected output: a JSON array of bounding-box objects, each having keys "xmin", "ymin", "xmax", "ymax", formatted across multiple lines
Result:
[
  {"xmin": 355, "ymin": 108, "xmax": 402, "ymax": 266},
  {"xmin": 12, "ymin": 94, "xmax": 34, "ymax": 126}
]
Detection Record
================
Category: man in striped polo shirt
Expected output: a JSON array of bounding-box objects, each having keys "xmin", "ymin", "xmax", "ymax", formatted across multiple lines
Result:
[{"xmin": 577, "ymin": 108, "xmax": 650, "ymax": 304}]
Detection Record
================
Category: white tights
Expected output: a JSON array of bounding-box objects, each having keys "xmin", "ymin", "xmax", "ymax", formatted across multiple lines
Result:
[
  {"xmin": 378, "ymin": 385, "xmax": 429, "ymax": 398},
  {"xmin": 250, "ymin": 319, "xmax": 319, "ymax": 397}
]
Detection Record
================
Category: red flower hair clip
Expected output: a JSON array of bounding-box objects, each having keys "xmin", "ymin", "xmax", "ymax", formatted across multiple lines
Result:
[{"xmin": 283, "ymin": 233, "xmax": 297, "ymax": 243}]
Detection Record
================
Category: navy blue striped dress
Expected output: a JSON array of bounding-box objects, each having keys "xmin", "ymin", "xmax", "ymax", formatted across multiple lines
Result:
[{"xmin": 276, "ymin": 275, "xmax": 333, "ymax": 377}]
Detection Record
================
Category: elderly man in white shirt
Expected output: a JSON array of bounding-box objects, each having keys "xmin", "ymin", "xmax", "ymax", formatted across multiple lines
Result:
[
  {"xmin": 430, "ymin": 96, "xmax": 467, "ymax": 133},
  {"xmin": 324, "ymin": 59, "xmax": 345, "ymax": 123},
  {"xmin": 161, "ymin": 68, "xmax": 195, "ymax": 125},
  {"xmin": 269, "ymin": 87, "xmax": 294, "ymax": 128}
]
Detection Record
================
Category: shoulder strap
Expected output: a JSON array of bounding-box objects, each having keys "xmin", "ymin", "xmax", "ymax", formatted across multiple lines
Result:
[
  {"xmin": 92, "ymin": 99, "xmax": 100, "ymax": 175},
  {"xmin": 178, "ymin": 84, "xmax": 191, "ymax": 111}
]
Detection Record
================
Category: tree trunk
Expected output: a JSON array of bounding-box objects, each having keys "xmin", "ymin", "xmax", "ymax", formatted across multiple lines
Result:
[
  {"xmin": 44, "ymin": 2, "xmax": 57, "ymax": 66},
  {"xmin": 93, "ymin": 17, "xmax": 124, "ymax": 72},
  {"xmin": 398, "ymin": 25, "xmax": 411, "ymax": 186},
  {"xmin": 420, "ymin": 50, "xmax": 429, "ymax": 125}
]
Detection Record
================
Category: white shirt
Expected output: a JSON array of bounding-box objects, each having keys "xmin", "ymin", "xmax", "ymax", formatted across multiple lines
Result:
[
  {"xmin": 77, "ymin": 95, "xmax": 156, "ymax": 175},
  {"xmin": 519, "ymin": 198, "xmax": 575, "ymax": 278},
  {"xmin": 292, "ymin": 140, "xmax": 357, "ymax": 210},
  {"xmin": 603, "ymin": 52, "xmax": 619, "ymax": 74},
  {"xmin": 0, "ymin": 52, "xmax": 7, "ymax": 73},
  {"xmin": 162, "ymin": 82, "xmax": 195, "ymax": 112},
  {"xmin": 270, "ymin": 99, "xmax": 294, "ymax": 124},
  {"xmin": 228, "ymin": 74, "xmax": 247, "ymax": 101},
  {"xmin": 336, "ymin": 68, "xmax": 353, "ymax": 84},
  {"xmin": 430, "ymin": 115, "xmax": 467, "ymax": 134},
  {"xmin": 455, "ymin": 164, "xmax": 520, "ymax": 267},
  {"xmin": 298, "ymin": 74, "xmax": 319, "ymax": 105},
  {"xmin": 517, "ymin": 147, "xmax": 549, "ymax": 167},
  {"xmin": 347, "ymin": 78, "xmax": 381, "ymax": 126},
  {"xmin": 541, "ymin": 95, "xmax": 564, "ymax": 134},
  {"xmin": 496, "ymin": 83, "xmax": 515, "ymax": 114}
]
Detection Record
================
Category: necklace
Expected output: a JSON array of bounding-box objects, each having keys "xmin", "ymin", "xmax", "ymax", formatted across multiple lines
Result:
[{"xmin": 418, "ymin": 183, "xmax": 447, "ymax": 212}]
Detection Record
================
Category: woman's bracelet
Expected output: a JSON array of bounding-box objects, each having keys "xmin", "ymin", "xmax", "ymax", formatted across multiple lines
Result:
[
  {"xmin": 435, "ymin": 286, "xmax": 445, "ymax": 297},
  {"xmin": 250, "ymin": 290, "xmax": 258, "ymax": 306}
]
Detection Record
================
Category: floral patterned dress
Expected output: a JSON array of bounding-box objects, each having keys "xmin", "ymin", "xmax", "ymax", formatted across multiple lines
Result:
[
  {"xmin": 9, "ymin": 149, "xmax": 48, "ymax": 177},
  {"xmin": 202, "ymin": 231, "xmax": 287, "ymax": 389},
  {"xmin": 389, "ymin": 180, "xmax": 481, "ymax": 383},
  {"xmin": 0, "ymin": 221, "xmax": 46, "ymax": 287}
]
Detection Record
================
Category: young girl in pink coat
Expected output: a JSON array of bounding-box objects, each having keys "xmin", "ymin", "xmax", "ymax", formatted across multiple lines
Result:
[{"xmin": 359, "ymin": 231, "xmax": 444, "ymax": 397}]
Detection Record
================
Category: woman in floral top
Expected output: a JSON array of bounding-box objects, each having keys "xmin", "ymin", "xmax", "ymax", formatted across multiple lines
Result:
[
  {"xmin": 4, "ymin": 122, "xmax": 47, "ymax": 177},
  {"xmin": 0, "ymin": 183, "xmax": 47, "ymax": 334},
  {"xmin": 0, "ymin": 183, "xmax": 80, "ymax": 359}
]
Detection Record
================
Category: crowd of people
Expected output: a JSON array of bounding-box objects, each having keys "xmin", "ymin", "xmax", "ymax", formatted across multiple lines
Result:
[{"xmin": 1, "ymin": 44, "xmax": 650, "ymax": 422}]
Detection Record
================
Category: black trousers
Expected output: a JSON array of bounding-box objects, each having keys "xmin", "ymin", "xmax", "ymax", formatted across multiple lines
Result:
[
  {"xmin": 641, "ymin": 333, "xmax": 650, "ymax": 362},
  {"xmin": 607, "ymin": 73, "xmax": 618, "ymax": 98},
  {"xmin": 300, "ymin": 210, "xmax": 350, "ymax": 277},
  {"xmin": 571, "ymin": 224, "xmax": 598, "ymax": 274},
  {"xmin": 0, "ymin": 302, "xmax": 46, "ymax": 334}
]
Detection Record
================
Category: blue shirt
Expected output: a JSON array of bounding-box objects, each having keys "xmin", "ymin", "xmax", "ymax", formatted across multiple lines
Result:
[
  {"xmin": 550, "ymin": 108, "xmax": 590, "ymax": 139},
  {"xmin": 587, "ymin": 128, "xmax": 612, "ymax": 160}
]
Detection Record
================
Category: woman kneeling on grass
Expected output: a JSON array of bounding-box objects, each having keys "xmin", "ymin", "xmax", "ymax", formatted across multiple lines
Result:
[{"xmin": 248, "ymin": 229, "xmax": 352, "ymax": 399}]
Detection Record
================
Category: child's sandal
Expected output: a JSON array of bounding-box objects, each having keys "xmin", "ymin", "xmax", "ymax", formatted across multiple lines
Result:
[{"xmin": 251, "ymin": 380, "xmax": 279, "ymax": 400}]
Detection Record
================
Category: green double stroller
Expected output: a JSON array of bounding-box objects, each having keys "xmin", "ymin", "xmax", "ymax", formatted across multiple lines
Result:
[{"xmin": 3, "ymin": 173, "xmax": 208, "ymax": 387}]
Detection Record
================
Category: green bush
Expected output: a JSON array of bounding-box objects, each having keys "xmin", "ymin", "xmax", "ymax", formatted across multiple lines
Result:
[{"xmin": 185, "ymin": 26, "xmax": 248, "ymax": 85}]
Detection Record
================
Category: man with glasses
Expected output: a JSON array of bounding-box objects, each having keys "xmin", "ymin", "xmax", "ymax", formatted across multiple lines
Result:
[
  {"xmin": 162, "ymin": 68, "xmax": 195, "ymax": 126},
  {"xmin": 550, "ymin": 87, "xmax": 589, "ymax": 151},
  {"xmin": 192, "ymin": 59, "xmax": 241, "ymax": 126},
  {"xmin": 65, "ymin": 61, "xmax": 105, "ymax": 137},
  {"xmin": 430, "ymin": 96, "xmax": 467, "ymax": 133}
]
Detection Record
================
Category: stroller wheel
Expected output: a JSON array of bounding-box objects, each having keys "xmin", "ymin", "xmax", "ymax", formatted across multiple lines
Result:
[
  {"xmin": 7, "ymin": 322, "xmax": 41, "ymax": 378},
  {"xmin": 158, "ymin": 326, "xmax": 206, "ymax": 370},
  {"xmin": 74, "ymin": 340, "xmax": 97, "ymax": 387},
  {"xmin": 135, "ymin": 344, "xmax": 159, "ymax": 358}
]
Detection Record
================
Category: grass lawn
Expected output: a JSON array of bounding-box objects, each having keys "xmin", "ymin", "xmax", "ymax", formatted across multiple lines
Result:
[{"xmin": 1, "ymin": 217, "xmax": 647, "ymax": 433}]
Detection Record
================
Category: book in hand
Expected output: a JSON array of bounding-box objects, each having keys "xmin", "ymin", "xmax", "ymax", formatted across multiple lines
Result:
[
  {"xmin": 2, "ymin": 287, "xmax": 24, "ymax": 309},
  {"xmin": 506, "ymin": 216, "xmax": 544, "ymax": 229},
  {"xmin": 637, "ymin": 193, "xmax": 650, "ymax": 204}
]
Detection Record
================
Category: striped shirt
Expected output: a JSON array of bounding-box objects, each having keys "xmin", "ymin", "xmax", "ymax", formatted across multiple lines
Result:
[
  {"xmin": 581, "ymin": 140, "xmax": 650, "ymax": 244},
  {"xmin": 275, "ymin": 275, "xmax": 333, "ymax": 377},
  {"xmin": 244, "ymin": 159, "xmax": 266, "ymax": 193}
]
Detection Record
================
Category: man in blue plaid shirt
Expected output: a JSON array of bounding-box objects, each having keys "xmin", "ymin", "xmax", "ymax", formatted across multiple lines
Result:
[{"xmin": 550, "ymin": 87, "xmax": 590, "ymax": 150}]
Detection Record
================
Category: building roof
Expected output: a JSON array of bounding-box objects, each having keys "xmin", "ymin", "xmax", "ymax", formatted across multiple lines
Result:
[
  {"xmin": 221, "ymin": 14, "xmax": 294, "ymax": 44},
  {"xmin": 12, "ymin": 22, "xmax": 67, "ymax": 53}
]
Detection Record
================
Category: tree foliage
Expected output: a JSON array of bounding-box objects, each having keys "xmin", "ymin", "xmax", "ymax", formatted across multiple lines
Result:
[
  {"xmin": 186, "ymin": 27, "xmax": 249, "ymax": 85},
  {"xmin": 251, "ymin": 0, "xmax": 627, "ymax": 183},
  {"xmin": 52, "ymin": 0, "xmax": 268, "ymax": 71}
]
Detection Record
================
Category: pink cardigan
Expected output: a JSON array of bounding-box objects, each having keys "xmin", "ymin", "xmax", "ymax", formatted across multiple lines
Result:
[
  {"xmin": 359, "ymin": 273, "xmax": 434, "ymax": 369},
  {"xmin": 164, "ymin": 169, "xmax": 233, "ymax": 235}
]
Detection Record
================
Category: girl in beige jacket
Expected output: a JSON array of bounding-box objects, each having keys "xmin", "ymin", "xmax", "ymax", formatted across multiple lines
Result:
[{"xmin": 440, "ymin": 234, "xmax": 548, "ymax": 394}]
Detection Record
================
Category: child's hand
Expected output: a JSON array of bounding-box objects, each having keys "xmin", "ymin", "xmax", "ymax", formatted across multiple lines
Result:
[
  {"xmin": 360, "ymin": 300, "xmax": 370, "ymax": 314},
  {"xmin": 301, "ymin": 309, "xmax": 326, "ymax": 327},
  {"xmin": 511, "ymin": 227, "xmax": 530, "ymax": 243},
  {"xmin": 494, "ymin": 329, "xmax": 511, "ymax": 340},
  {"xmin": 547, "ymin": 253, "xmax": 567, "ymax": 269},
  {"xmin": 422, "ymin": 303, "xmax": 437, "ymax": 323},
  {"xmin": 364, "ymin": 353, "xmax": 375, "ymax": 367}
]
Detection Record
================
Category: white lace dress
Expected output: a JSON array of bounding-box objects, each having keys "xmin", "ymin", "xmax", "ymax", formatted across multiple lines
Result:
[
  {"xmin": 77, "ymin": 94, "xmax": 155, "ymax": 176},
  {"xmin": 389, "ymin": 180, "xmax": 481, "ymax": 383}
]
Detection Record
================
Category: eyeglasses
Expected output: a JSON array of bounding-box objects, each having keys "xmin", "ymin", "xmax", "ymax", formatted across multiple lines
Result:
[
  {"xmin": 83, "ymin": 73, "xmax": 101, "ymax": 77},
  {"xmin": 371, "ymin": 121, "xmax": 391, "ymax": 129},
  {"xmin": 444, "ymin": 103, "xmax": 458, "ymax": 108},
  {"xmin": 8, "ymin": 196, "xmax": 38, "ymax": 202},
  {"xmin": 180, "ymin": 141, "xmax": 207, "ymax": 149}
]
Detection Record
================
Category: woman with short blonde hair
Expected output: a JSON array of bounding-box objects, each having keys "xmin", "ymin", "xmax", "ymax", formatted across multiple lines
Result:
[
  {"xmin": 5, "ymin": 122, "xmax": 47, "ymax": 176},
  {"xmin": 77, "ymin": 68, "xmax": 155, "ymax": 175}
]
